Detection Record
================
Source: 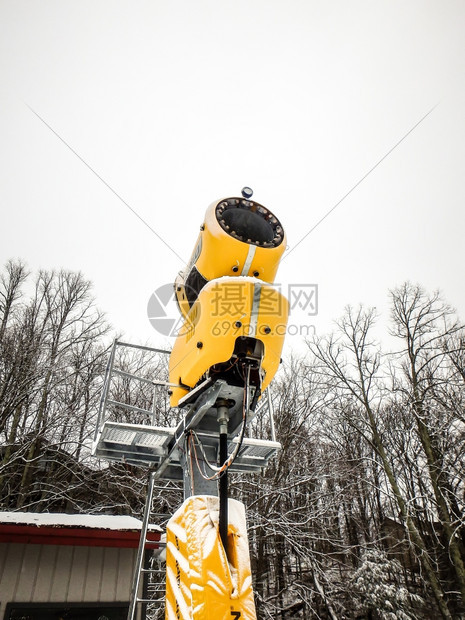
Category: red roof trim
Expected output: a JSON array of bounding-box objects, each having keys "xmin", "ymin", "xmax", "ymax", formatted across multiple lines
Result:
[{"xmin": 0, "ymin": 524, "xmax": 160, "ymax": 548}]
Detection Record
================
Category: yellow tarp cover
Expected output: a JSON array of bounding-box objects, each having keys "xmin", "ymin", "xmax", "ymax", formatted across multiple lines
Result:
[{"xmin": 165, "ymin": 495, "xmax": 256, "ymax": 620}]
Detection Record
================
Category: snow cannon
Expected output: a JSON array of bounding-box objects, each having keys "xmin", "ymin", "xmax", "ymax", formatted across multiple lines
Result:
[{"xmin": 169, "ymin": 189, "xmax": 288, "ymax": 408}]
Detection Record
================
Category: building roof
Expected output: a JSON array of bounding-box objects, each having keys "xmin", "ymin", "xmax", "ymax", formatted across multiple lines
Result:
[{"xmin": 0, "ymin": 511, "xmax": 161, "ymax": 548}]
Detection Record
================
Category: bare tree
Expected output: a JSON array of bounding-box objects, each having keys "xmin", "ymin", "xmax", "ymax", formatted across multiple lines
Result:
[
  {"xmin": 0, "ymin": 259, "xmax": 29, "ymax": 339},
  {"xmin": 309, "ymin": 304, "xmax": 453, "ymax": 619},
  {"xmin": 390, "ymin": 283, "xmax": 465, "ymax": 609}
]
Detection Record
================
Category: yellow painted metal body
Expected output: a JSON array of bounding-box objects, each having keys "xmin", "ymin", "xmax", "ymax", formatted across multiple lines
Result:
[
  {"xmin": 165, "ymin": 496, "xmax": 257, "ymax": 620},
  {"xmin": 175, "ymin": 198, "xmax": 286, "ymax": 319},
  {"xmin": 169, "ymin": 277, "xmax": 289, "ymax": 407}
]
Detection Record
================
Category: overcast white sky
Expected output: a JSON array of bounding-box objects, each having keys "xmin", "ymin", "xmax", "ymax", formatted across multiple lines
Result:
[{"xmin": 1, "ymin": 1, "xmax": 464, "ymax": 352}]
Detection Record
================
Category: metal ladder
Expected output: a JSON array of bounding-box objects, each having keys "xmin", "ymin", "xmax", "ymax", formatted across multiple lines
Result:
[{"xmin": 128, "ymin": 471, "xmax": 175, "ymax": 620}]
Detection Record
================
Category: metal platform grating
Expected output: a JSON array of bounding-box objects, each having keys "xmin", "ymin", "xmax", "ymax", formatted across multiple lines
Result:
[
  {"xmin": 104, "ymin": 428, "xmax": 137, "ymax": 445},
  {"xmin": 93, "ymin": 420, "xmax": 280, "ymax": 475},
  {"xmin": 93, "ymin": 422, "xmax": 174, "ymax": 466},
  {"xmin": 135, "ymin": 433, "xmax": 170, "ymax": 448}
]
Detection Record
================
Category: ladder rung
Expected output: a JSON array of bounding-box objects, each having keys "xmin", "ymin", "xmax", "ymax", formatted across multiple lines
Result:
[{"xmin": 128, "ymin": 471, "xmax": 168, "ymax": 619}]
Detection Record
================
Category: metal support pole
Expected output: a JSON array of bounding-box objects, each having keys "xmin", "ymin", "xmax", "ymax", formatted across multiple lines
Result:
[
  {"xmin": 180, "ymin": 435, "xmax": 217, "ymax": 499},
  {"xmin": 217, "ymin": 401, "xmax": 229, "ymax": 554},
  {"xmin": 94, "ymin": 340, "xmax": 117, "ymax": 444},
  {"xmin": 266, "ymin": 388, "xmax": 276, "ymax": 442},
  {"xmin": 141, "ymin": 547, "xmax": 153, "ymax": 620}
]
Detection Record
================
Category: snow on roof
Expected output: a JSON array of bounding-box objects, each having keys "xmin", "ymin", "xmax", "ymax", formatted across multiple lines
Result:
[{"xmin": 0, "ymin": 511, "xmax": 161, "ymax": 532}]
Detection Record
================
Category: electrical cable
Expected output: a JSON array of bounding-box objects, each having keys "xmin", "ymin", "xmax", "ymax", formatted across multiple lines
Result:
[
  {"xmin": 188, "ymin": 434, "xmax": 195, "ymax": 494},
  {"xmin": 188, "ymin": 363, "xmax": 251, "ymax": 481}
]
